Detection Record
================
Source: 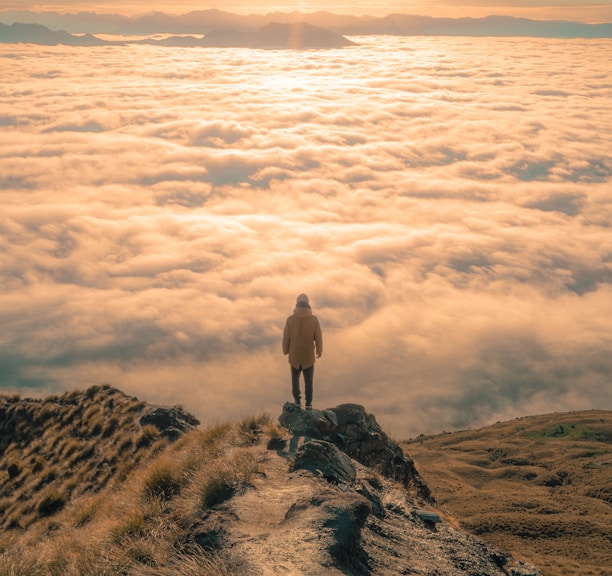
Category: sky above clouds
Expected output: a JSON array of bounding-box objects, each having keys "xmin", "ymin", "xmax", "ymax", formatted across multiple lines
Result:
[
  {"xmin": 3, "ymin": 0, "xmax": 612, "ymax": 22},
  {"xmin": 1, "ymin": 36, "xmax": 611, "ymax": 438}
]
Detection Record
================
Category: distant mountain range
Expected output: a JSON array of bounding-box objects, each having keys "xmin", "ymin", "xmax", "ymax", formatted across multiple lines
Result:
[
  {"xmin": 0, "ymin": 21, "xmax": 355, "ymax": 48},
  {"xmin": 1, "ymin": 8, "xmax": 611, "ymax": 39},
  {"xmin": 165, "ymin": 22, "xmax": 357, "ymax": 48},
  {"xmin": 0, "ymin": 22, "xmax": 106, "ymax": 46}
]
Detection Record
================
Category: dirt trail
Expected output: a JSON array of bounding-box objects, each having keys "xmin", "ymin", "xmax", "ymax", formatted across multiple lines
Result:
[
  {"xmin": 192, "ymin": 441, "xmax": 540, "ymax": 576},
  {"xmin": 215, "ymin": 446, "xmax": 355, "ymax": 575}
]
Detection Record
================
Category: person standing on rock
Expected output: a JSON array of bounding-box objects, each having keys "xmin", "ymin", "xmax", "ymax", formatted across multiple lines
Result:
[{"xmin": 282, "ymin": 294, "xmax": 323, "ymax": 410}]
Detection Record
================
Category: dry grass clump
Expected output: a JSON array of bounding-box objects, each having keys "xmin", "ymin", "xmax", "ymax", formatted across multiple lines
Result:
[
  {"xmin": 236, "ymin": 413, "xmax": 272, "ymax": 446},
  {"xmin": 136, "ymin": 547, "xmax": 232, "ymax": 576},
  {"xmin": 0, "ymin": 408, "xmax": 273, "ymax": 575},
  {"xmin": 198, "ymin": 450, "xmax": 262, "ymax": 509},
  {"xmin": 142, "ymin": 458, "xmax": 184, "ymax": 501}
]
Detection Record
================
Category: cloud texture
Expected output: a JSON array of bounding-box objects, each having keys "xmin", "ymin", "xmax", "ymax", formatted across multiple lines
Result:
[{"xmin": 1, "ymin": 37, "xmax": 611, "ymax": 437}]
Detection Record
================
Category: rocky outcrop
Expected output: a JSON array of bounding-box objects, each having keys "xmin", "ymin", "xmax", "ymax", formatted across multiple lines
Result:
[
  {"xmin": 139, "ymin": 406, "xmax": 200, "ymax": 440},
  {"xmin": 283, "ymin": 490, "xmax": 371, "ymax": 575},
  {"xmin": 279, "ymin": 401, "xmax": 432, "ymax": 501}
]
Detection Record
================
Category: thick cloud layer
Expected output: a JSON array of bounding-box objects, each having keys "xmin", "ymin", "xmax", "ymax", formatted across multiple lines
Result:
[{"xmin": 1, "ymin": 37, "xmax": 611, "ymax": 437}]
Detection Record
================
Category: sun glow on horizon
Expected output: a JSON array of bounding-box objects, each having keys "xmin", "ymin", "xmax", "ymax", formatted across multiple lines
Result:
[{"xmin": 3, "ymin": 0, "xmax": 612, "ymax": 23}]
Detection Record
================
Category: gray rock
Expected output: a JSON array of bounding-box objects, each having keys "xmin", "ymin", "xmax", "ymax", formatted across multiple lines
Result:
[
  {"xmin": 278, "ymin": 401, "xmax": 338, "ymax": 437},
  {"xmin": 413, "ymin": 507, "xmax": 442, "ymax": 529},
  {"xmin": 139, "ymin": 406, "xmax": 200, "ymax": 440},
  {"xmin": 291, "ymin": 439, "xmax": 356, "ymax": 485},
  {"xmin": 324, "ymin": 496, "xmax": 371, "ymax": 574},
  {"xmin": 279, "ymin": 402, "xmax": 432, "ymax": 501}
]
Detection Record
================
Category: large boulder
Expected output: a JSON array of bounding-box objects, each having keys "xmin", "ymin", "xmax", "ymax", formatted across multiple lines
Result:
[{"xmin": 291, "ymin": 439, "xmax": 356, "ymax": 485}]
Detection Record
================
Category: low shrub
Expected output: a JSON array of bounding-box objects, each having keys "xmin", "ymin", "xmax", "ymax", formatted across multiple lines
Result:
[
  {"xmin": 110, "ymin": 508, "xmax": 146, "ymax": 542},
  {"xmin": 237, "ymin": 413, "xmax": 271, "ymax": 446},
  {"xmin": 200, "ymin": 450, "xmax": 262, "ymax": 509},
  {"xmin": 7, "ymin": 462, "xmax": 21, "ymax": 479},
  {"xmin": 200, "ymin": 466, "xmax": 235, "ymax": 509},
  {"xmin": 143, "ymin": 460, "xmax": 183, "ymax": 501},
  {"xmin": 38, "ymin": 491, "xmax": 67, "ymax": 517},
  {"xmin": 136, "ymin": 424, "xmax": 159, "ymax": 449}
]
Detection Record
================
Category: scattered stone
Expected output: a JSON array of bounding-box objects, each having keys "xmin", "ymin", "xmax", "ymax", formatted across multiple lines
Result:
[
  {"xmin": 511, "ymin": 562, "xmax": 543, "ymax": 576},
  {"xmin": 413, "ymin": 507, "xmax": 442, "ymax": 529}
]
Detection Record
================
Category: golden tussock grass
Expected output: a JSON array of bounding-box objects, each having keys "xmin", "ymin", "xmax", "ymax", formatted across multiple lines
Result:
[
  {"xmin": 0, "ymin": 399, "xmax": 279, "ymax": 576},
  {"xmin": 403, "ymin": 410, "xmax": 612, "ymax": 576}
]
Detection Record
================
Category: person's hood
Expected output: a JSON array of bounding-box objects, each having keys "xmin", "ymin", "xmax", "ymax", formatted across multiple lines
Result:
[{"xmin": 293, "ymin": 302, "xmax": 312, "ymax": 317}]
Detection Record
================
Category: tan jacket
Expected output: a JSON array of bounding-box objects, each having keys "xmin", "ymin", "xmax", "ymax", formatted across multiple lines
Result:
[{"xmin": 282, "ymin": 305, "xmax": 323, "ymax": 369}]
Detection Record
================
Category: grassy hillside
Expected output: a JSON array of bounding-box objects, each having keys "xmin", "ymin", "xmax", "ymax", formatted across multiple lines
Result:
[
  {"xmin": 2, "ymin": 388, "xmax": 606, "ymax": 576},
  {"xmin": 0, "ymin": 386, "xmax": 170, "ymax": 531},
  {"xmin": 403, "ymin": 410, "xmax": 612, "ymax": 576},
  {"xmin": 0, "ymin": 386, "xmax": 277, "ymax": 575}
]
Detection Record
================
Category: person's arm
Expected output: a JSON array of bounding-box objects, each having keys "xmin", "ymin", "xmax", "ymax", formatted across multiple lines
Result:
[
  {"xmin": 314, "ymin": 317, "xmax": 322, "ymax": 358},
  {"xmin": 282, "ymin": 319, "xmax": 291, "ymax": 355}
]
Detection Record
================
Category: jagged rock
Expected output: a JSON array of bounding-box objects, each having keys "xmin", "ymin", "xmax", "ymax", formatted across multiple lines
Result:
[
  {"xmin": 291, "ymin": 439, "xmax": 356, "ymax": 485},
  {"xmin": 139, "ymin": 406, "xmax": 200, "ymax": 440},
  {"xmin": 279, "ymin": 402, "xmax": 432, "ymax": 501},
  {"xmin": 266, "ymin": 436, "xmax": 287, "ymax": 450}
]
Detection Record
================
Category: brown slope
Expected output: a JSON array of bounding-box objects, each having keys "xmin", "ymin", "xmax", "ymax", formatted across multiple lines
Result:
[
  {"xmin": 403, "ymin": 410, "xmax": 612, "ymax": 576},
  {"xmin": 0, "ymin": 385, "xmax": 198, "ymax": 530}
]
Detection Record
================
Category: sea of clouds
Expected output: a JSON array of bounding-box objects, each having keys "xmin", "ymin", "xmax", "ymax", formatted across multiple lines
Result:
[{"xmin": 1, "ymin": 36, "xmax": 610, "ymax": 437}]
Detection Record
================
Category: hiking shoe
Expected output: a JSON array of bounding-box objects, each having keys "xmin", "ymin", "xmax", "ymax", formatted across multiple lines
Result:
[
  {"xmin": 294, "ymin": 401, "xmax": 301, "ymax": 409},
  {"xmin": 305, "ymin": 404, "xmax": 312, "ymax": 411}
]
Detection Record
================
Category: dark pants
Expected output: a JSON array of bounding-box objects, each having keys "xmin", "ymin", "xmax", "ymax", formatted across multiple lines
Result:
[{"xmin": 291, "ymin": 365, "xmax": 314, "ymax": 406}]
